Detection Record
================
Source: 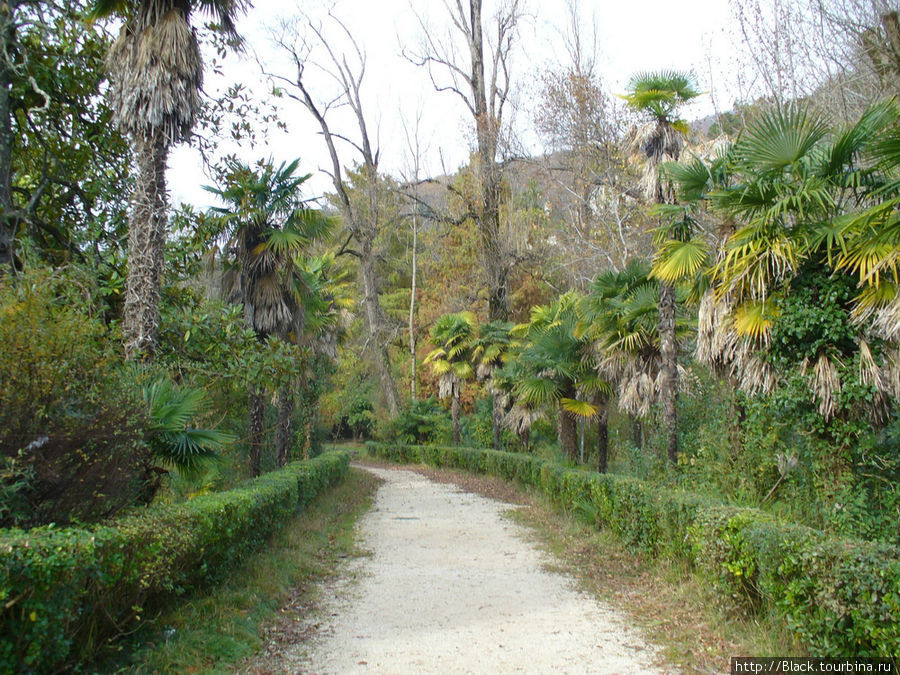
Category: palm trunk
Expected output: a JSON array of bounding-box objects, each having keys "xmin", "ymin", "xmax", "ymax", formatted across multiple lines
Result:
[
  {"xmin": 491, "ymin": 393, "xmax": 502, "ymax": 450},
  {"xmin": 520, "ymin": 426, "xmax": 530, "ymax": 452},
  {"xmin": 632, "ymin": 416, "xmax": 643, "ymax": 450},
  {"xmin": 558, "ymin": 403, "xmax": 578, "ymax": 462},
  {"xmin": 597, "ymin": 404, "xmax": 609, "ymax": 473},
  {"xmin": 248, "ymin": 387, "xmax": 266, "ymax": 476},
  {"xmin": 451, "ymin": 391, "xmax": 461, "ymax": 446},
  {"xmin": 274, "ymin": 386, "xmax": 294, "ymax": 467},
  {"xmin": 123, "ymin": 128, "xmax": 168, "ymax": 358},
  {"xmin": 659, "ymin": 281, "xmax": 679, "ymax": 464}
]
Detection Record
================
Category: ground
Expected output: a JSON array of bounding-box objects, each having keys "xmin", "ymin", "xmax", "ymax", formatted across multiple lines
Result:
[{"xmin": 243, "ymin": 464, "xmax": 674, "ymax": 674}]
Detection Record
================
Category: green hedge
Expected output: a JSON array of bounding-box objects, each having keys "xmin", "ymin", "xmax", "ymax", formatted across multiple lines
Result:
[
  {"xmin": 367, "ymin": 441, "xmax": 900, "ymax": 658},
  {"xmin": 0, "ymin": 451, "xmax": 350, "ymax": 673}
]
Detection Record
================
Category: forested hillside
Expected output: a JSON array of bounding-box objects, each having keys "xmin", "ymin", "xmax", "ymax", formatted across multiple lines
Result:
[{"xmin": 1, "ymin": 0, "xmax": 899, "ymax": 668}]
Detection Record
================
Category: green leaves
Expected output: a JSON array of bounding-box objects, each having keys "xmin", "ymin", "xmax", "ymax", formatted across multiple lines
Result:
[
  {"xmin": 652, "ymin": 238, "xmax": 710, "ymax": 284},
  {"xmin": 622, "ymin": 70, "xmax": 701, "ymax": 122},
  {"xmin": 143, "ymin": 379, "xmax": 234, "ymax": 474},
  {"xmin": 741, "ymin": 105, "xmax": 830, "ymax": 174}
]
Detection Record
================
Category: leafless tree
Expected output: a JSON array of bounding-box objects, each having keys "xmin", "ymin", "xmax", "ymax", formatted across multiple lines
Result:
[
  {"xmin": 405, "ymin": 0, "xmax": 524, "ymax": 321},
  {"xmin": 265, "ymin": 12, "xmax": 402, "ymax": 418},
  {"xmin": 728, "ymin": 0, "xmax": 900, "ymax": 120},
  {"xmin": 532, "ymin": 0, "xmax": 646, "ymax": 283}
]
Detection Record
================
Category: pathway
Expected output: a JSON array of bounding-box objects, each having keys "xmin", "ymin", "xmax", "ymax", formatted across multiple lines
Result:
[{"xmin": 248, "ymin": 466, "xmax": 670, "ymax": 674}]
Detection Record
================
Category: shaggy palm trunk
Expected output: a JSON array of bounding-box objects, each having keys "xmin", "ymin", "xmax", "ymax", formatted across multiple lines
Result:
[
  {"xmin": 123, "ymin": 129, "xmax": 169, "ymax": 358},
  {"xmin": 274, "ymin": 386, "xmax": 295, "ymax": 467},
  {"xmin": 451, "ymin": 391, "xmax": 461, "ymax": 446},
  {"xmin": 658, "ymin": 281, "xmax": 679, "ymax": 464},
  {"xmin": 558, "ymin": 404, "xmax": 578, "ymax": 462},
  {"xmin": 520, "ymin": 426, "xmax": 530, "ymax": 452},
  {"xmin": 597, "ymin": 405, "xmax": 609, "ymax": 473},
  {"xmin": 491, "ymin": 394, "xmax": 502, "ymax": 450},
  {"xmin": 248, "ymin": 387, "xmax": 266, "ymax": 476}
]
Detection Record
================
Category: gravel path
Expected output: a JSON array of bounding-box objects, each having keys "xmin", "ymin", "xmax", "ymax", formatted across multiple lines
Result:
[{"xmin": 256, "ymin": 466, "xmax": 669, "ymax": 674}]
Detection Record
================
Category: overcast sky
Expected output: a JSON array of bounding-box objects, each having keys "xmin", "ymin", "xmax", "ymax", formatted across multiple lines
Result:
[{"xmin": 168, "ymin": 0, "xmax": 739, "ymax": 207}]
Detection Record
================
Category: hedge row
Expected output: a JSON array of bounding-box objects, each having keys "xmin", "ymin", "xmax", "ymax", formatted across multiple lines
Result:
[
  {"xmin": 367, "ymin": 441, "xmax": 900, "ymax": 658},
  {"xmin": 0, "ymin": 451, "xmax": 350, "ymax": 673}
]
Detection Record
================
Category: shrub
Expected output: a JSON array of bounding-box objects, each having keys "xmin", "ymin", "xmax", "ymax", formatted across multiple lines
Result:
[
  {"xmin": 381, "ymin": 398, "xmax": 453, "ymax": 445},
  {"xmin": 0, "ymin": 267, "xmax": 152, "ymax": 526},
  {"xmin": 366, "ymin": 441, "xmax": 900, "ymax": 657},
  {"xmin": 0, "ymin": 451, "xmax": 350, "ymax": 673}
]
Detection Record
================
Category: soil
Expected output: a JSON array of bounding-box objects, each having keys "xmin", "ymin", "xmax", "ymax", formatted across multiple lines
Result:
[{"xmin": 243, "ymin": 464, "xmax": 673, "ymax": 674}]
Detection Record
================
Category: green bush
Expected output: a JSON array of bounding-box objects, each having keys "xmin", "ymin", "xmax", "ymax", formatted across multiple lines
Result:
[
  {"xmin": 366, "ymin": 441, "xmax": 900, "ymax": 657},
  {"xmin": 380, "ymin": 398, "xmax": 453, "ymax": 445},
  {"xmin": 0, "ymin": 267, "xmax": 153, "ymax": 526},
  {"xmin": 0, "ymin": 451, "xmax": 350, "ymax": 673}
]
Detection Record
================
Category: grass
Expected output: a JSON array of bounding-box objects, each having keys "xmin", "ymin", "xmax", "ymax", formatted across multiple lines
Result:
[
  {"xmin": 104, "ymin": 467, "xmax": 381, "ymax": 674},
  {"xmin": 387, "ymin": 461, "xmax": 801, "ymax": 675}
]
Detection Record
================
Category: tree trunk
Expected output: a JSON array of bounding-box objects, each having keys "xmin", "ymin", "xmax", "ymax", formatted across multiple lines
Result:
[
  {"xmin": 658, "ymin": 281, "xmax": 679, "ymax": 464},
  {"xmin": 520, "ymin": 426, "xmax": 530, "ymax": 453},
  {"xmin": 597, "ymin": 405, "xmax": 609, "ymax": 473},
  {"xmin": 361, "ymin": 247, "xmax": 401, "ymax": 418},
  {"xmin": 409, "ymin": 210, "xmax": 418, "ymax": 400},
  {"xmin": 558, "ymin": 404, "xmax": 578, "ymax": 462},
  {"xmin": 274, "ymin": 386, "xmax": 294, "ymax": 468},
  {"xmin": 632, "ymin": 416, "xmax": 643, "ymax": 450},
  {"xmin": 0, "ymin": 12, "xmax": 13, "ymax": 274},
  {"xmin": 491, "ymin": 393, "xmax": 502, "ymax": 450},
  {"xmin": 123, "ymin": 128, "xmax": 169, "ymax": 358},
  {"xmin": 451, "ymin": 391, "xmax": 461, "ymax": 446},
  {"xmin": 248, "ymin": 387, "xmax": 266, "ymax": 476}
]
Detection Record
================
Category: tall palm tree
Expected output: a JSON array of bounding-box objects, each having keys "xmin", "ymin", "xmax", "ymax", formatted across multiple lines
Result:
[
  {"xmin": 206, "ymin": 158, "xmax": 331, "ymax": 475},
  {"xmin": 623, "ymin": 70, "xmax": 700, "ymax": 464},
  {"xmin": 424, "ymin": 312, "xmax": 477, "ymax": 446},
  {"xmin": 90, "ymin": 0, "xmax": 247, "ymax": 358},
  {"xmin": 469, "ymin": 319, "xmax": 515, "ymax": 449}
]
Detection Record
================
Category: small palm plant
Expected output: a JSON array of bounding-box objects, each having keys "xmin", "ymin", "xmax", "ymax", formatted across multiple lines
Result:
[
  {"xmin": 510, "ymin": 293, "xmax": 606, "ymax": 463},
  {"xmin": 142, "ymin": 378, "xmax": 234, "ymax": 499},
  {"xmin": 424, "ymin": 312, "xmax": 477, "ymax": 445}
]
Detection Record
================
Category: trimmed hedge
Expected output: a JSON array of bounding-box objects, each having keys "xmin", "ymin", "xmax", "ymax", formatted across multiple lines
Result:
[
  {"xmin": 0, "ymin": 451, "xmax": 350, "ymax": 673},
  {"xmin": 367, "ymin": 441, "xmax": 900, "ymax": 658}
]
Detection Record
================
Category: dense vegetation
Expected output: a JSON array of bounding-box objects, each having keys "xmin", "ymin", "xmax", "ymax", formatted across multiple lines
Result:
[{"xmin": 0, "ymin": 0, "xmax": 899, "ymax": 665}]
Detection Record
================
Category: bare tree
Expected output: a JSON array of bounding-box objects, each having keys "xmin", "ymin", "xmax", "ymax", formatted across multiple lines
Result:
[
  {"xmin": 728, "ymin": 0, "xmax": 900, "ymax": 120},
  {"xmin": 266, "ymin": 13, "xmax": 402, "ymax": 417},
  {"xmin": 406, "ymin": 0, "xmax": 524, "ymax": 321},
  {"xmin": 399, "ymin": 107, "xmax": 429, "ymax": 401},
  {"xmin": 532, "ymin": 0, "xmax": 645, "ymax": 283}
]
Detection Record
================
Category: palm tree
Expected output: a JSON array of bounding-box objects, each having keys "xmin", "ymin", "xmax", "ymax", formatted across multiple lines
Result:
[
  {"xmin": 511, "ymin": 293, "xmax": 605, "ymax": 463},
  {"xmin": 424, "ymin": 312, "xmax": 477, "ymax": 445},
  {"xmin": 671, "ymin": 100, "xmax": 900, "ymax": 427},
  {"xmin": 89, "ymin": 0, "xmax": 247, "ymax": 358},
  {"xmin": 276, "ymin": 253, "xmax": 353, "ymax": 465},
  {"xmin": 469, "ymin": 319, "xmax": 515, "ymax": 449},
  {"xmin": 206, "ymin": 158, "xmax": 331, "ymax": 475},
  {"xmin": 623, "ymin": 70, "xmax": 700, "ymax": 464}
]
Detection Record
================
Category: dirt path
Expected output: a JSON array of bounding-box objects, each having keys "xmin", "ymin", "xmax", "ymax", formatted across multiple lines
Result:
[{"xmin": 249, "ymin": 466, "xmax": 670, "ymax": 674}]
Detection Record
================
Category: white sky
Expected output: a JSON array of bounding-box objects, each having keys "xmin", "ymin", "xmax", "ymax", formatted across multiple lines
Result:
[{"xmin": 168, "ymin": 0, "xmax": 738, "ymax": 207}]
